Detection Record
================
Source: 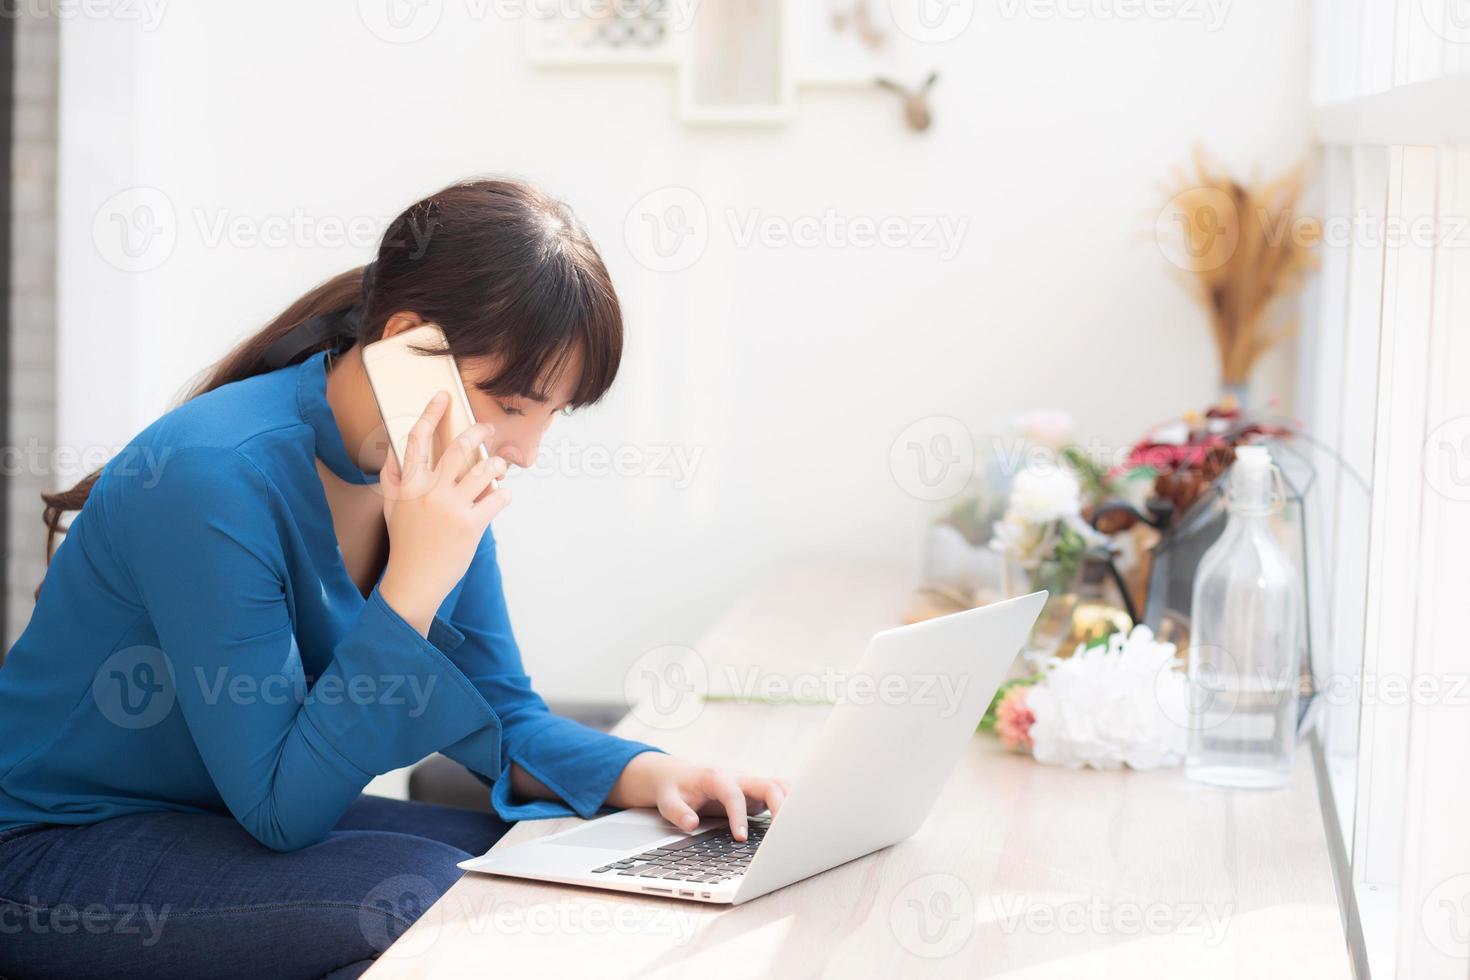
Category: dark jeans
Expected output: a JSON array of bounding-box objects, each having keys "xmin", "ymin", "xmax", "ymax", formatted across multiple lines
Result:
[{"xmin": 0, "ymin": 795, "xmax": 511, "ymax": 980}]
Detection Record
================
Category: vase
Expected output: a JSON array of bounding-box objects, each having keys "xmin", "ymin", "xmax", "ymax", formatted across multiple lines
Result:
[
  {"xmin": 1221, "ymin": 381, "xmax": 1249, "ymax": 410},
  {"xmin": 1005, "ymin": 560, "xmax": 1082, "ymax": 667}
]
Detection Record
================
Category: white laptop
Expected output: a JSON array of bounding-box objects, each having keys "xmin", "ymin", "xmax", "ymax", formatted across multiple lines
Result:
[{"xmin": 459, "ymin": 590, "xmax": 1046, "ymax": 905}]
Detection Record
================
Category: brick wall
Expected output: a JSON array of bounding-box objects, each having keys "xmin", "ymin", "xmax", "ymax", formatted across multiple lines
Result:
[{"xmin": 7, "ymin": 13, "xmax": 59, "ymax": 650}]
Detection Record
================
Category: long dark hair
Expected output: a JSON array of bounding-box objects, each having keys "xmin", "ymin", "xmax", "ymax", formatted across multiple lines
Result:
[{"xmin": 37, "ymin": 178, "xmax": 622, "ymax": 594}]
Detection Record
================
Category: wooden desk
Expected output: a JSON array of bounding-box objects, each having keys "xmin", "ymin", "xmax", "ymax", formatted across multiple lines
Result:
[{"xmin": 365, "ymin": 563, "xmax": 1349, "ymax": 979}]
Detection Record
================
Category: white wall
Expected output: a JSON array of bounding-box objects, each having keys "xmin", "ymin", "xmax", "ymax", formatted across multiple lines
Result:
[{"xmin": 56, "ymin": 1, "xmax": 1310, "ymax": 700}]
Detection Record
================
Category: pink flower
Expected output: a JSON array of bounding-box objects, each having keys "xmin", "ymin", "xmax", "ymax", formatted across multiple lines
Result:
[{"xmin": 995, "ymin": 686, "xmax": 1036, "ymax": 751}]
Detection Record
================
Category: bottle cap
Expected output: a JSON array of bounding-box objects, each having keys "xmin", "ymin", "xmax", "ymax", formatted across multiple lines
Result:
[
  {"xmin": 1234, "ymin": 445, "xmax": 1272, "ymax": 469},
  {"xmin": 1228, "ymin": 444, "xmax": 1282, "ymax": 513}
]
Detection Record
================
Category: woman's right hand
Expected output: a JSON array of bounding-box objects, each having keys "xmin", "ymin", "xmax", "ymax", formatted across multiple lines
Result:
[{"xmin": 378, "ymin": 391, "xmax": 511, "ymax": 636}]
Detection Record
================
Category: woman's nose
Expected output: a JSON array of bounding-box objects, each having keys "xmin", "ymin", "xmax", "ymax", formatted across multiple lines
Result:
[{"xmin": 494, "ymin": 442, "xmax": 538, "ymax": 471}]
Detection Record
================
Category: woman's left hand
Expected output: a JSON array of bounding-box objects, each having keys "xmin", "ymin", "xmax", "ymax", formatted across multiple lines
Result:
[{"xmin": 606, "ymin": 752, "xmax": 791, "ymax": 842}]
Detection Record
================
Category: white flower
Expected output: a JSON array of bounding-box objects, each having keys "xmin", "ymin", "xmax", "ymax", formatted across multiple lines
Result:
[
  {"xmin": 1016, "ymin": 410, "xmax": 1075, "ymax": 449},
  {"xmin": 1151, "ymin": 420, "xmax": 1190, "ymax": 446},
  {"xmin": 1026, "ymin": 625, "xmax": 1189, "ymax": 771},
  {"xmin": 1004, "ymin": 467, "xmax": 1084, "ymax": 525}
]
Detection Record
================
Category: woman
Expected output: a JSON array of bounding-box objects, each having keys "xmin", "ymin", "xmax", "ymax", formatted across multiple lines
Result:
[{"xmin": 0, "ymin": 180, "xmax": 787, "ymax": 979}]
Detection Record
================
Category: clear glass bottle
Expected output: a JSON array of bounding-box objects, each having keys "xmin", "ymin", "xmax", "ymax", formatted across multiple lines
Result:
[{"xmin": 1185, "ymin": 445, "xmax": 1303, "ymax": 789}]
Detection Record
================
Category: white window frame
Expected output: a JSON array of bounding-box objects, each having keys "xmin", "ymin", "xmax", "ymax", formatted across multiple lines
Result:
[{"xmin": 1306, "ymin": 3, "xmax": 1470, "ymax": 977}]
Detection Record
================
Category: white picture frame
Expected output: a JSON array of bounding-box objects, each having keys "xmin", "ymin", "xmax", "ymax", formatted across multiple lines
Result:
[
  {"xmin": 675, "ymin": 0, "xmax": 796, "ymax": 125},
  {"xmin": 524, "ymin": 1, "xmax": 681, "ymax": 68}
]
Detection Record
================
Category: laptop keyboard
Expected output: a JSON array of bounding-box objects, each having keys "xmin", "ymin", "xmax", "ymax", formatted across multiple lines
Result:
[{"xmin": 590, "ymin": 814, "xmax": 771, "ymax": 884}]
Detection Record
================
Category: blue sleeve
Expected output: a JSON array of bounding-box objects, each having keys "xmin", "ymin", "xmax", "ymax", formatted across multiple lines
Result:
[
  {"xmin": 115, "ymin": 447, "xmax": 504, "ymax": 852},
  {"xmin": 437, "ymin": 530, "xmax": 662, "ymax": 822}
]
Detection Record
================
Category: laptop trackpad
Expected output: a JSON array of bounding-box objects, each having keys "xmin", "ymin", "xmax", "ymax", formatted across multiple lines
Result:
[{"xmin": 555, "ymin": 822, "xmax": 685, "ymax": 851}]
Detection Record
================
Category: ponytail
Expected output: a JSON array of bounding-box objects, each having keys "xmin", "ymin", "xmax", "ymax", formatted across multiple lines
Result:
[{"xmin": 36, "ymin": 266, "xmax": 370, "ymax": 597}]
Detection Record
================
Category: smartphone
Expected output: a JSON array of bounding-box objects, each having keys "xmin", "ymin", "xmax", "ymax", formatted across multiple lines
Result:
[{"xmin": 362, "ymin": 323, "xmax": 493, "ymax": 485}]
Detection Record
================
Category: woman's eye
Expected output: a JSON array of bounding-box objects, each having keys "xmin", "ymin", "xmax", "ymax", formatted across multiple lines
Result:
[{"xmin": 499, "ymin": 403, "xmax": 525, "ymax": 417}]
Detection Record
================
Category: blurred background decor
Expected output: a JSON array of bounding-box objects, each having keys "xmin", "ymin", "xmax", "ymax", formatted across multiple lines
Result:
[
  {"xmin": 1158, "ymin": 151, "xmax": 1320, "ymax": 405},
  {"xmin": 795, "ymin": 0, "xmax": 906, "ymax": 84},
  {"xmin": 526, "ymin": 0, "xmax": 679, "ymax": 66},
  {"xmin": 875, "ymin": 72, "xmax": 939, "ymax": 133},
  {"xmin": 908, "ymin": 410, "xmax": 1141, "ymax": 662},
  {"xmin": 980, "ymin": 625, "xmax": 1188, "ymax": 771},
  {"xmin": 1090, "ymin": 400, "xmax": 1305, "ymax": 656},
  {"xmin": 991, "ymin": 465, "xmax": 1110, "ymax": 661},
  {"xmin": 681, "ymin": 0, "xmax": 792, "ymax": 123},
  {"xmin": 527, "ymin": 0, "xmax": 941, "ymax": 129}
]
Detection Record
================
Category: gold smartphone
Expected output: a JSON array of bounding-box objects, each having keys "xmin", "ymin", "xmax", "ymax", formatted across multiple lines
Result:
[{"xmin": 362, "ymin": 323, "xmax": 493, "ymax": 484}]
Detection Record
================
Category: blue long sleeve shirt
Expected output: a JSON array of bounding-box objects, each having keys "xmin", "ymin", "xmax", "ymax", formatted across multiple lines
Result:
[{"xmin": 0, "ymin": 348, "xmax": 658, "ymax": 850}]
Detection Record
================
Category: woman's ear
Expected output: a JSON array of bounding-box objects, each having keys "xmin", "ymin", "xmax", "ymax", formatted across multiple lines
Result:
[{"xmin": 380, "ymin": 312, "xmax": 425, "ymax": 340}]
